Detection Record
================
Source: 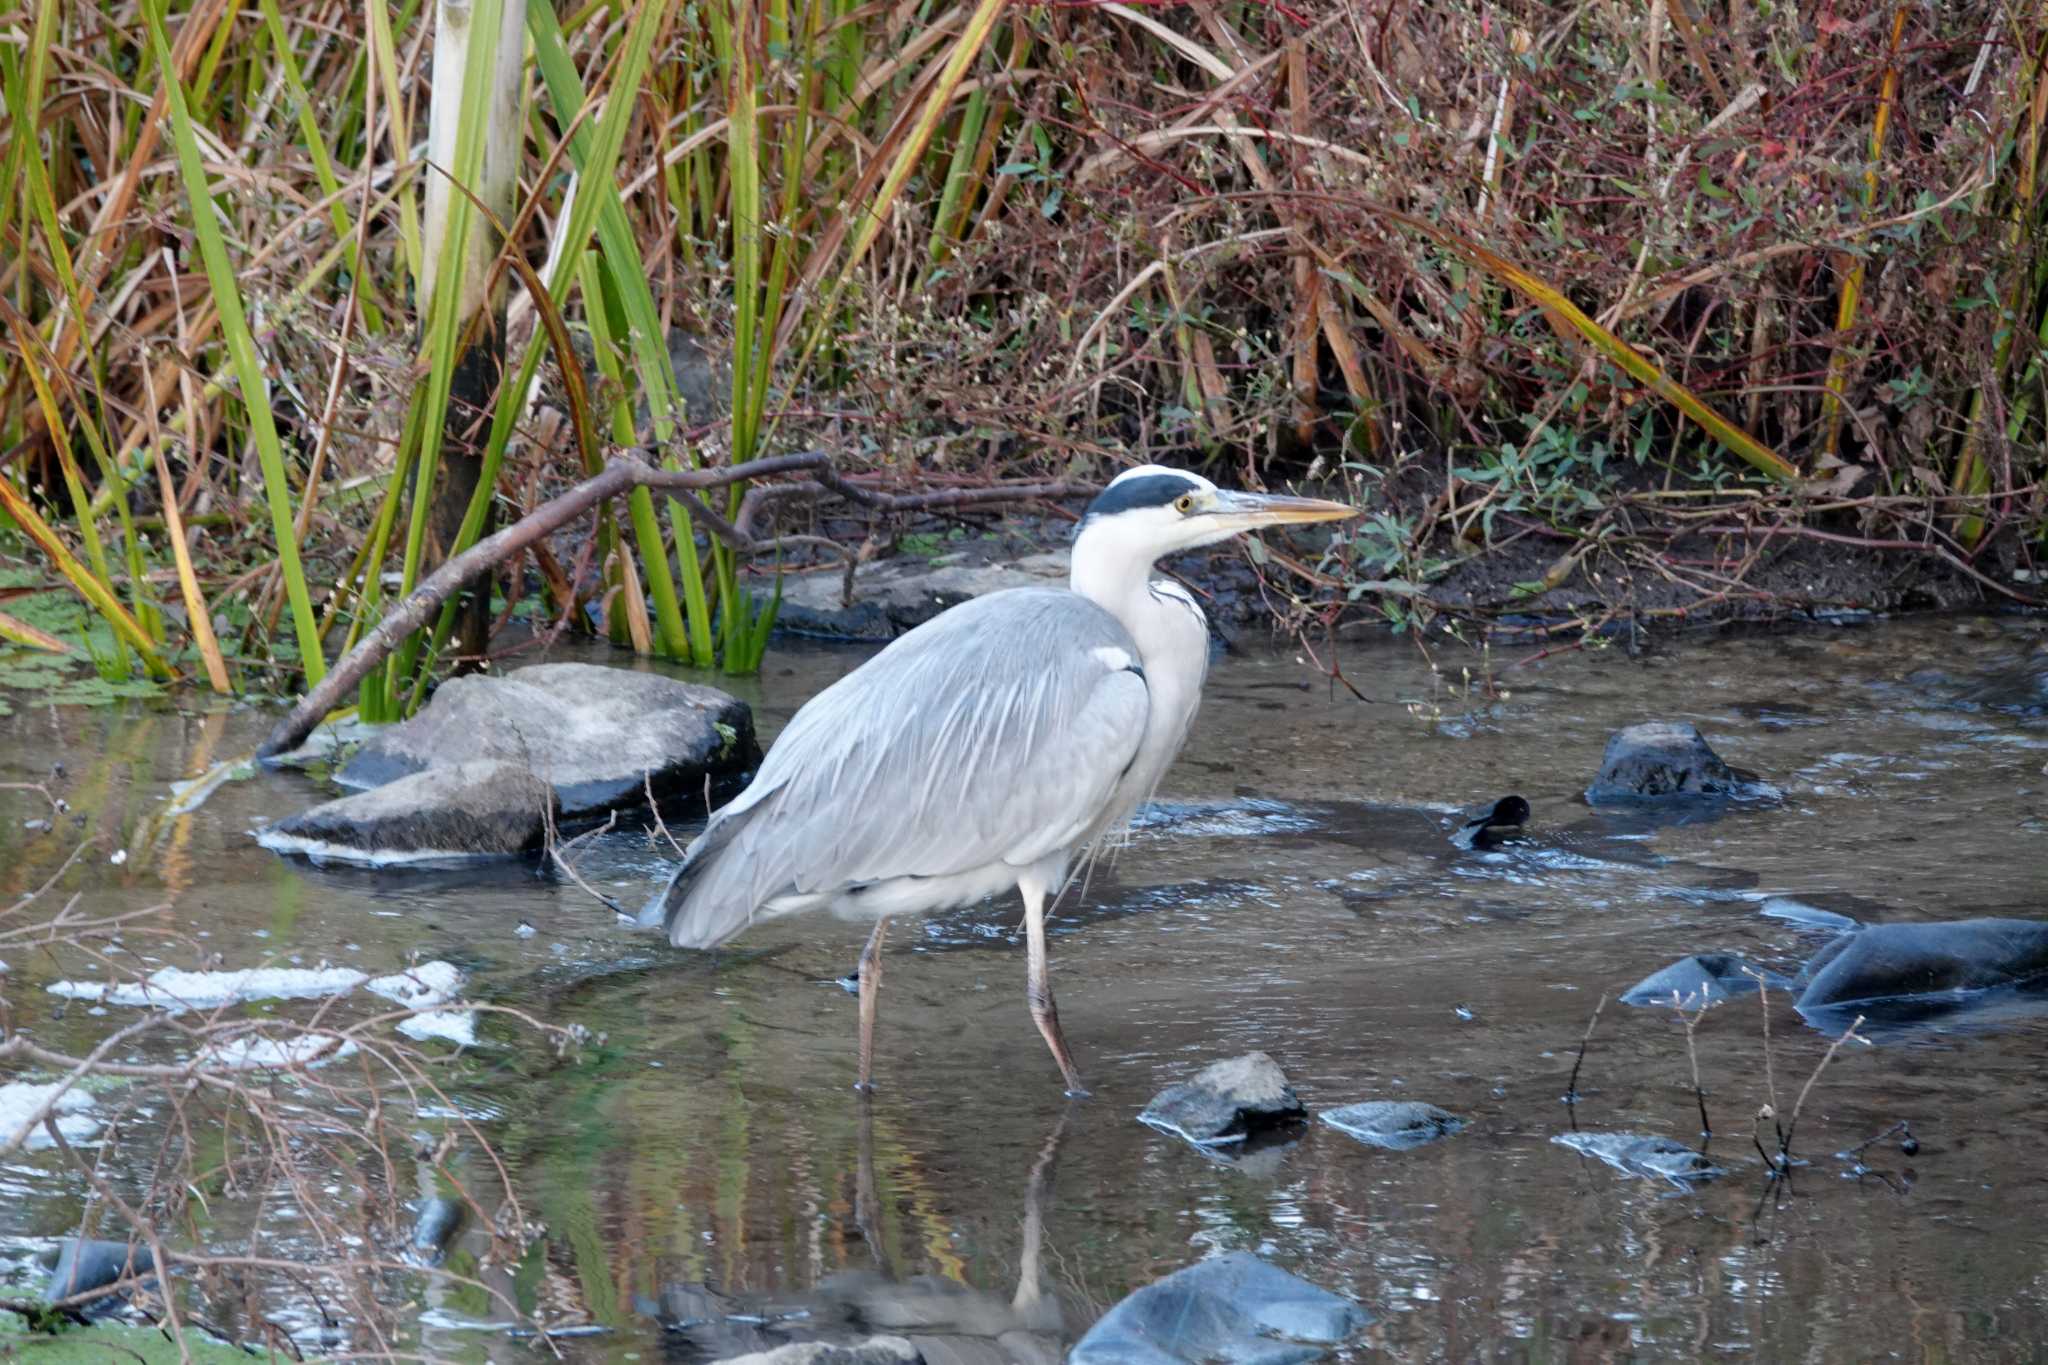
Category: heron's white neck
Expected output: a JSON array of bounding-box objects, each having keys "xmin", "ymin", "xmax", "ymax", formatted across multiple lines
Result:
[
  {"xmin": 1069, "ymin": 518, "xmax": 1210, "ymax": 813},
  {"xmin": 1069, "ymin": 522, "xmax": 1158, "ymax": 626},
  {"xmin": 1069, "ymin": 524, "xmax": 1204, "ymax": 664}
]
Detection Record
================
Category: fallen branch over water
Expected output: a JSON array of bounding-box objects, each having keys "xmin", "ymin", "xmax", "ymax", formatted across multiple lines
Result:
[{"xmin": 257, "ymin": 451, "xmax": 1086, "ymax": 758}]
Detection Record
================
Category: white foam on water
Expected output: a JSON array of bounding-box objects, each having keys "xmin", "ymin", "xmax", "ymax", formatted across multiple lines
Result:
[
  {"xmin": 398, "ymin": 1011, "xmax": 478, "ymax": 1046},
  {"xmin": 200, "ymin": 1034, "xmax": 361, "ymax": 1071},
  {"xmin": 0, "ymin": 1081, "xmax": 101, "ymax": 1150},
  {"xmin": 48, "ymin": 965, "xmax": 367, "ymax": 1010},
  {"xmin": 253, "ymin": 829, "xmax": 504, "ymax": 867},
  {"xmin": 366, "ymin": 961, "xmax": 463, "ymax": 1008},
  {"xmin": 368, "ymin": 962, "xmax": 476, "ymax": 1047}
]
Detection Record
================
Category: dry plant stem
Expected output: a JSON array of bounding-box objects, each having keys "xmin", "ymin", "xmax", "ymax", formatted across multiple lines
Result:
[
  {"xmin": 645, "ymin": 769, "xmax": 687, "ymax": 857},
  {"xmin": 1678, "ymin": 990, "xmax": 1713, "ymax": 1138},
  {"xmin": 1777, "ymin": 1016, "xmax": 1868, "ymax": 1170},
  {"xmin": 1564, "ymin": 992, "xmax": 1608, "ymax": 1126},
  {"xmin": 1747, "ymin": 968, "xmax": 1779, "ymax": 1116},
  {"xmin": 544, "ymin": 806, "xmax": 626, "ymax": 914},
  {"xmin": 257, "ymin": 450, "xmax": 1085, "ymax": 758}
]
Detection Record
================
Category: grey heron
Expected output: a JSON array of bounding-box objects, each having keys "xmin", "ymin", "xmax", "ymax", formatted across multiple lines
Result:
[{"xmin": 646, "ymin": 465, "xmax": 1356, "ymax": 1094}]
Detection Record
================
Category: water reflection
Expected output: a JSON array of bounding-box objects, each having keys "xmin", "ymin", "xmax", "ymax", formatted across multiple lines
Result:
[
  {"xmin": 644, "ymin": 1101, "xmax": 1070, "ymax": 1361},
  {"xmin": 4, "ymin": 615, "xmax": 2048, "ymax": 1360}
]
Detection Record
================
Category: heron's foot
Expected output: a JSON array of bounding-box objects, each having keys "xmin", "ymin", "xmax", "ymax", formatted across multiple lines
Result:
[{"xmin": 1061, "ymin": 1082, "xmax": 1092, "ymax": 1101}]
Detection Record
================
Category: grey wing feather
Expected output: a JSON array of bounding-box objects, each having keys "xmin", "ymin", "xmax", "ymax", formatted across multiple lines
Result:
[{"xmin": 659, "ymin": 588, "xmax": 1149, "ymax": 947}]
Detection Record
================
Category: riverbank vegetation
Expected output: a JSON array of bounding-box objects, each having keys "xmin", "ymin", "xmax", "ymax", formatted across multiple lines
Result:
[{"xmin": 2, "ymin": 0, "xmax": 2044, "ymax": 712}]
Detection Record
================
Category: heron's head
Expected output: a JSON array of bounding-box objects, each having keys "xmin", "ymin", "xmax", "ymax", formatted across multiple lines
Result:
[{"xmin": 1077, "ymin": 465, "xmax": 1356, "ymax": 561}]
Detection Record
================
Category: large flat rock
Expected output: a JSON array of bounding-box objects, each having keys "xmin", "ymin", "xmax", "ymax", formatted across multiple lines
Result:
[
  {"xmin": 258, "ymin": 760, "xmax": 555, "ymax": 863},
  {"xmin": 1797, "ymin": 918, "xmax": 2048, "ymax": 1012},
  {"xmin": 335, "ymin": 662, "xmax": 758, "ymax": 816}
]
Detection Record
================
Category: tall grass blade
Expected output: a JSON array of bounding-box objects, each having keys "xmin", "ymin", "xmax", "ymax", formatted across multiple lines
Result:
[
  {"xmin": 141, "ymin": 0, "xmax": 326, "ymax": 683},
  {"xmin": 385, "ymin": 0, "xmax": 510, "ymax": 704},
  {"xmin": 152, "ymin": 443, "xmax": 233, "ymax": 692},
  {"xmin": 0, "ymin": 610, "xmax": 75, "ymax": 656},
  {"xmin": 1818, "ymin": 6, "xmax": 1905, "ymax": 463},
  {"xmin": 0, "ymin": 479, "xmax": 165, "ymax": 670},
  {"xmin": 1384, "ymin": 210, "xmax": 1801, "ymax": 483}
]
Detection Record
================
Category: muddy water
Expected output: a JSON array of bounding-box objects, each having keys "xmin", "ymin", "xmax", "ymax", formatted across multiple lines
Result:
[{"xmin": 3, "ymin": 614, "xmax": 2047, "ymax": 1361}]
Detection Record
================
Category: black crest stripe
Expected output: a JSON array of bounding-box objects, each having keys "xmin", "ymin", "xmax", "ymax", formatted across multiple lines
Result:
[{"xmin": 1082, "ymin": 473, "xmax": 1202, "ymax": 521}]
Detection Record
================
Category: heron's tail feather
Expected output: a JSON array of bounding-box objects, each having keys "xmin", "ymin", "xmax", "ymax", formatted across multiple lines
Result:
[{"xmin": 651, "ymin": 814, "xmax": 762, "ymax": 949}]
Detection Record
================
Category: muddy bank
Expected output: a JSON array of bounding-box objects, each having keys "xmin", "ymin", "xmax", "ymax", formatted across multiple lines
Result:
[{"xmin": 740, "ymin": 501, "xmax": 2023, "ymax": 647}]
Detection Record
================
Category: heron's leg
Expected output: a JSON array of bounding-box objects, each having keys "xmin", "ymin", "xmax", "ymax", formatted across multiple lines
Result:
[
  {"xmin": 856, "ymin": 915, "xmax": 890, "ymax": 1092},
  {"xmin": 1021, "ymin": 876, "xmax": 1089, "ymax": 1097}
]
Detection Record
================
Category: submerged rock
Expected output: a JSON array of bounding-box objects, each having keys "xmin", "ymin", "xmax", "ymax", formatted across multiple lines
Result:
[
  {"xmin": 1320, "ymin": 1101, "xmax": 1465, "ymax": 1151},
  {"xmin": 715, "ymin": 1337, "xmax": 919, "ymax": 1365},
  {"xmin": 1621, "ymin": 953, "xmax": 1785, "ymax": 1008},
  {"xmin": 1553, "ymin": 1131, "xmax": 1722, "ymax": 1187},
  {"xmin": 1586, "ymin": 722, "xmax": 1743, "ymax": 802},
  {"xmin": 410, "ymin": 1197, "xmax": 465, "ymax": 1266},
  {"xmin": 258, "ymin": 761, "xmax": 555, "ymax": 863},
  {"xmin": 335, "ymin": 662, "xmax": 758, "ymax": 816},
  {"xmin": 1796, "ymin": 918, "xmax": 2048, "ymax": 1015},
  {"xmin": 45, "ymin": 1239, "xmax": 153, "ymax": 1309},
  {"xmin": 1138, "ymin": 1052, "xmax": 1306, "ymax": 1146},
  {"xmin": 1069, "ymin": 1252, "xmax": 1369, "ymax": 1364}
]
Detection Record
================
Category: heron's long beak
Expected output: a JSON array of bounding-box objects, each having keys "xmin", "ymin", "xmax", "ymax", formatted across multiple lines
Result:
[{"xmin": 1206, "ymin": 488, "xmax": 1359, "ymax": 531}]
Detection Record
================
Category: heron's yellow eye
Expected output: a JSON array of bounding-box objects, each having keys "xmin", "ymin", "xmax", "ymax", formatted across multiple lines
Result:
[{"xmin": 1174, "ymin": 494, "xmax": 1196, "ymax": 514}]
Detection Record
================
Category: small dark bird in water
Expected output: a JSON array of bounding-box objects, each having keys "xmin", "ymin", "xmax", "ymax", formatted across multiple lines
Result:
[
  {"xmin": 1452, "ymin": 795, "xmax": 1530, "ymax": 851},
  {"xmin": 643, "ymin": 466, "xmax": 1356, "ymax": 1095}
]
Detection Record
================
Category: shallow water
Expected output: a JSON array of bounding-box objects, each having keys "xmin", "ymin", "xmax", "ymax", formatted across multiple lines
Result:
[{"xmin": 4, "ymin": 613, "xmax": 2048, "ymax": 1361}]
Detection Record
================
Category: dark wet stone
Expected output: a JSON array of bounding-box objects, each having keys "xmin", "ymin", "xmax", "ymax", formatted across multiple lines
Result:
[
  {"xmin": 1621, "ymin": 954, "xmax": 1787, "ymax": 1008},
  {"xmin": 1955, "ymin": 645, "xmax": 2048, "ymax": 716},
  {"xmin": 1138, "ymin": 1052, "xmax": 1306, "ymax": 1146},
  {"xmin": 775, "ymin": 556, "xmax": 1069, "ymax": 640},
  {"xmin": 410, "ymin": 1196, "xmax": 464, "ymax": 1265},
  {"xmin": 1553, "ymin": 1132, "xmax": 1722, "ymax": 1187},
  {"xmin": 1320, "ymin": 1101, "xmax": 1464, "ymax": 1151},
  {"xmin": 258, "ymin": 761, "xmax": 555, "ymax": 862},
  {"xmin": 1069, "ymin": 1252, "xmax": 1369, "ymax": 1364},
  {"xmin": 1451, "ymin": 795, "xmax": 1529, "ymax": 850},
  {"xmin": 45, "ymin": 1239, "xmax": 154, "ymax": 1311},
  {"xmin": 1796, "ymin": 918, "xmax": 2048, "ymax": 1012},
  {"xmin": 336, "ymin": 663, "xmax": 758, "ymax": 816},
  {"xmin": 773, "ymin": 599, "xmax": 896, "ymax": 642},
  {"xmin": 715, "ymin": 1337, "xmax": 920, "ymax": 1365},
  {"xmin": 1586, "ymin": 722, "xmax": 1744, "ymax": 802}
]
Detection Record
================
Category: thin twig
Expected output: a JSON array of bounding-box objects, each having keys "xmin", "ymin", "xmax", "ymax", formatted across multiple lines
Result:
[
  {"xmin": 645, "ymin": 770, "xmax": 687, "ymax": 858},
  {"xmin": 1564, "ymin": 992, "xmax": 1608, "ymax": 1128},
  {"xmin": 545, "ymin": 807, "xmax": 626, "ymax": 915},
  {"xmin": 1778, "ymin": 1015, "xmax": 1868, "ymax": 1171},
  {"xmin": 1676, "ymin": 990, "xmax": 1713, "ymax": 1139}
]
